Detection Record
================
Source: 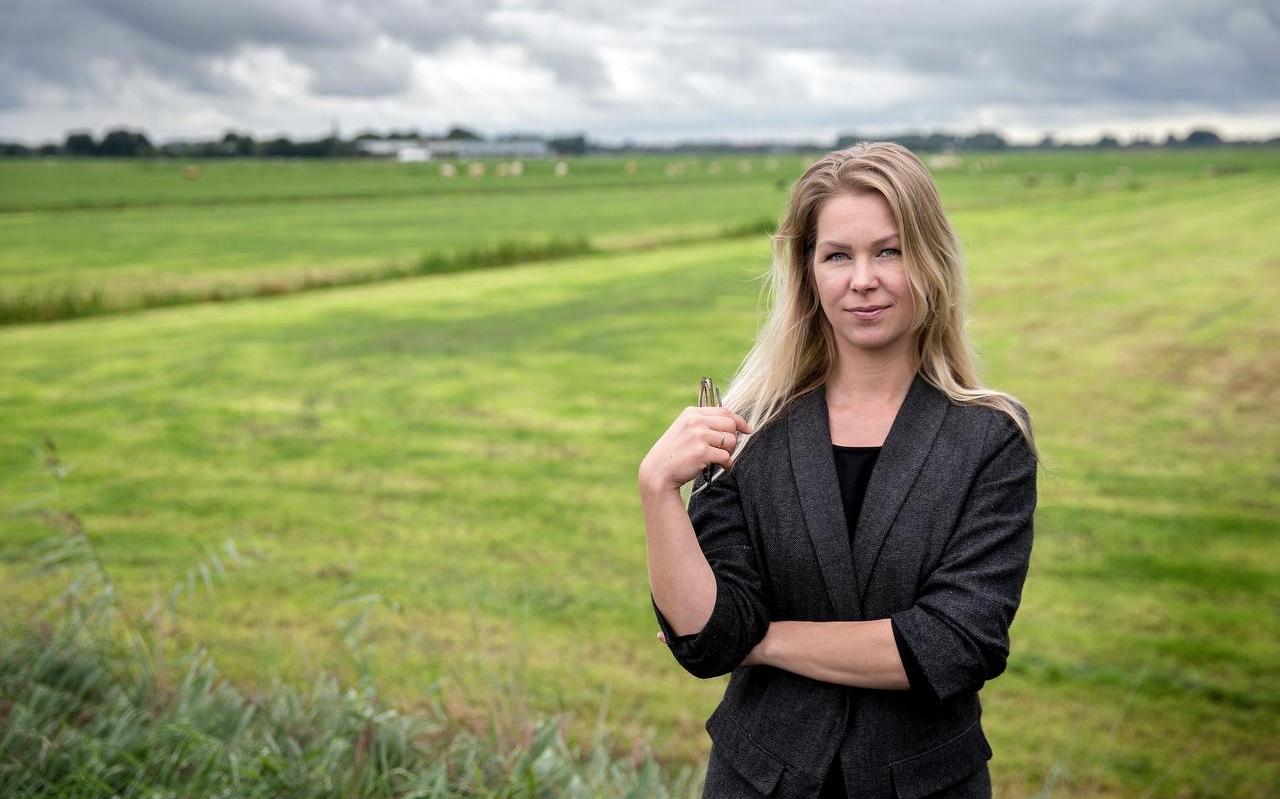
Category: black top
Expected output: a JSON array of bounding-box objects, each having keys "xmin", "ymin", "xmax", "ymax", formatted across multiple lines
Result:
[{"xmin": 823, "ymin": 444, "xmax": 934, "ymax": 797}]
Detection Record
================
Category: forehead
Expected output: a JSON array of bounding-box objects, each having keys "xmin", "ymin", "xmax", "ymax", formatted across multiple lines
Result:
[{"xmin": 814, "ymin": 191, "xmax": 898, "ymax": 236}]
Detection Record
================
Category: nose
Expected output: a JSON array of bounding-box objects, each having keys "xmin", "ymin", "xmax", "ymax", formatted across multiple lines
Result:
[{"xmin": 848, "ymin": 254, "xmax": 879, "ymax": 293}]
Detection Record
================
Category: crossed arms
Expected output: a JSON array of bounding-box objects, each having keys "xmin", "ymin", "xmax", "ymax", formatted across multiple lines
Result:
[{"xmin": 643, "ymin": 412, "xmax": 1037, "ymax": 705}]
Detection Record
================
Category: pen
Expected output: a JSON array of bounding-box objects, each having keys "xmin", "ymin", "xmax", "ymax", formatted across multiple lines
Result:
[{"xmin": 698, "ymin": 376, "xmax": 723, "ymax": 485}]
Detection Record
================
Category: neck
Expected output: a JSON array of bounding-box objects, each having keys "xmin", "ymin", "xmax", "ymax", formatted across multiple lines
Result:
[{"xmin": 825, "ymin": 341, "xmax": 919, "ymax": 407}]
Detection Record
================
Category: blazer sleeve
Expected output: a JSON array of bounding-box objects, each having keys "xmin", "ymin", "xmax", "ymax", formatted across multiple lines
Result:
[
  {"xmin": 891, "ymin": 617, "xmax": 938, "ymax": 702},
  {"xmin": 650, "ymin": 462, "xmax": 772, "ymax": 680},
  {"xmin": 888, "ymin": 407, "xmax": 1037, "ymax": 704}
]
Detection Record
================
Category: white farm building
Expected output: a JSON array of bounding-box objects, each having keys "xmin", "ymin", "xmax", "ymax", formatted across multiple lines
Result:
[{"xmin": 357, "ymin": 138, "xmax": 551, "ymax": 161}]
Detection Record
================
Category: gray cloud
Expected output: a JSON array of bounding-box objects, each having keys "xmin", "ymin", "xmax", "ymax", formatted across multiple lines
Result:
[
  {"xmin": 299, "ymin": 41, "xmax": 417, "ymax": 97},
  {"xmin": 641, "ymin": 0, "xmax": 1280, "ymax": 108},
  {"xmin": 78, "ymin": 0, "xmax": 375, "ymax": 53},
  {"xmin": 1, "ymin": 0, "xmax": 1276, "ymax": 142}
]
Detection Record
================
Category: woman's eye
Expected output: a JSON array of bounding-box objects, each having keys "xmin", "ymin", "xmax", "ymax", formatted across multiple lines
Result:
[{"xmin": 824, "ymin": 249, "xmax": 898, "ymax": 261}]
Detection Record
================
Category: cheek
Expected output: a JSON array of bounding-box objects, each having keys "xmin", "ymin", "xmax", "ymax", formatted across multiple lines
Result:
[
  {"xmin": 814, "ymin": 274, "xmax": 840, "ymax": 303},
  {"xmin": 889, "ymin": 272, "xmax": 914, "ymax": 303}
]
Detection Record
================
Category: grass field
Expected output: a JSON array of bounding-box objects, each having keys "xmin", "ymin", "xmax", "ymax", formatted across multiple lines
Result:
[
  {"xmin": 1, "ymin": 150, "xmax": 1263, "ymax": 312},
  {"xmin": 1, "ymin": 148, "xmax": 1278, "ymax": 796}
]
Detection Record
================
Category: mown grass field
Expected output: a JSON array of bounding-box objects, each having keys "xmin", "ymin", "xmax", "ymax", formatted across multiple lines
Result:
[
  {"xmin": 0, "ymin": 150, "xmax": 1259, "ymax": 306},
  {"xmin": 1, "ymin": 148, "xmax": 1277, "ymax": 796}
]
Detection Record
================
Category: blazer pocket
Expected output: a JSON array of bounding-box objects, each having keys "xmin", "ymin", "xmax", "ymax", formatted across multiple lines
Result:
[
  {"xmin": 705, "ymin": 711, "xmax": 787, "ymax": 797},
  {"xmin": 887, "ymin": 717, "xmax": 992, "ymax": 799}
]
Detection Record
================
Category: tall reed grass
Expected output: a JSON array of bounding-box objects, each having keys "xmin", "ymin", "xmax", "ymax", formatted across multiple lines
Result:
[{"xmin": 0, "ymin": 438, "xmax": 703, "ymax": 797}]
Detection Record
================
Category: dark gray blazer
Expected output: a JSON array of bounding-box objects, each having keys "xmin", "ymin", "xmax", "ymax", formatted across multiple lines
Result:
[{"xmin": 651, "ymin": 371, "xmax": 1037, "ymax": 798}]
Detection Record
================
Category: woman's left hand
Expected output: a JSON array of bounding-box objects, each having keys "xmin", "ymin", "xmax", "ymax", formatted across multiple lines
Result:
[{"xmin": 656, "ymin": 630, "xmax": 769, "ymax": 667}]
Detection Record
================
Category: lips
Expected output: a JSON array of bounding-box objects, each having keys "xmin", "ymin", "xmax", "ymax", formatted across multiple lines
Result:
[{"xmin": 847, "ymin": 304, "xmax": 889, "ymax": 320}]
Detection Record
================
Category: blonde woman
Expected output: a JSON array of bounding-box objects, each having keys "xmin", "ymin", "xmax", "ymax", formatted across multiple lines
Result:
[{"xmin": 638, "ymin": 142, "xmax": 1038, "ymax": 799}]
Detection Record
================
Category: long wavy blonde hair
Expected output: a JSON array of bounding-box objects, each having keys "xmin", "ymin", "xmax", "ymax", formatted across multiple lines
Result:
[{"xmin": 721, "ymin": 141, "xmax": 1038, "ymax": 467}]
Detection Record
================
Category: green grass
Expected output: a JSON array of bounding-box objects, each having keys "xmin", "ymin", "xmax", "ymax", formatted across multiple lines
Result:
[
  {"xmin": 5, "ymin": 149, "xmax": 1274, "ymax": 317},
  {"xmin": 0, "ymin": 498, "xmax": 702, "ymax": 797},
  {"xmin": 0, "ymin": 153, "xmax": 806, "ymax": 213},
  {"xmin": 0, "ymin": 235, "xmax": 601, "ymax": 324},
  {"xmin": 1, "ymin": 148, "xmax": 1278, "ymax": 796}
]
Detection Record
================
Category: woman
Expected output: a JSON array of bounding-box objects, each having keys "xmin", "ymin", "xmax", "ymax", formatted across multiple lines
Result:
[{"xmin": 637, "ymin": 142, "xmax": 1038, "ymax": 799}]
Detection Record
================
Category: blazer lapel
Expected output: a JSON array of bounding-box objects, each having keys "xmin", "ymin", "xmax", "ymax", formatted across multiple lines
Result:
[
  {"xmin": 786, "ymin": 371, "xmax": 949, "ymax": 620},
  {"xmin": 851, "ymin": 372, "xmax": 948, "ymax": 609},
  {"xmin": 787, "ymin": 385, "xmax": 860, "ymax": 619}
]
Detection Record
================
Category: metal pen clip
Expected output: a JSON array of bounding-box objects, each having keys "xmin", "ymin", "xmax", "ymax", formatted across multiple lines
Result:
[{"xmin": 693, "ymin": 376, "xmax": 725, "ymax": 495}]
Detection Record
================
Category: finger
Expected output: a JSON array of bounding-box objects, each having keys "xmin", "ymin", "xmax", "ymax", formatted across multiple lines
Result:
[
  {"xmin": 698, "ymin": 406, "xmax": 752, "ymax": 434},
  {"xmin": 705, "ymin": 427, "xmax": 739, "ymax": 454},
  {"xmin": 704, "ymin": 443, "xmax": 733, "ymax": 468},
  {"xmin": 722, "ymin": 408, "xmax": 752, "ymax": 433},
  {"xmin": 701, "ymin": 412, "xmax": 743, "ymax": 434}
]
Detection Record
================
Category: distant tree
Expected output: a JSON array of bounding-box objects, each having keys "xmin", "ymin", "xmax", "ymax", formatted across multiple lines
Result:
[
  {"xmin": 834, "ymin": 133, "xmax": 868, "ymax": 149},
  {"xmin": 316, "ymin": 135, "xmax": 346, "ymax": 157},
  {"xmin": 964, "ymin": 131, "xmax": 1008, "ymax": 150},
  {"xmin": 833, "ymin": 131, "xmax": 1005, "ymax": 153},
  {"xmin": 331, "ymin": 136, "xmax": 360, "ymax": 156},
  {"xmin": 260, "ymin": 137, "xmax": 297, "ymax": 157},
  {"xmin": 64, "ymin": 130, "xmax": 97, "ymax": 156},
  {"xmin": 293, "ymin": 138, "xmax": 326, "ymax": 157},
  {"xmin": 548, "ymin": 134, "xmax": 587, "ymax": 155},
  {"xmin": 1036, "ymin": 133, "xmax": 1056, "ymax": 149},
  {"xmin": 1095, "ymin": 134, "xmax": 1120, "ymax": 148},
  {"xmin": 98, "ymin": 128, "xmax": 153, "ymax": 156},
  {"xmin": 445, "ymin": 126, "xmax": 482, "ymax": 141},
  {"xmin": 221, "ymin": 131, "xmax": 256, "ymax": 156},
  {"xmin": 1183, "ymin": 128, "xmax": 1223, "ymax": 147},
  {"xmin": 157, "ymin": 141, "xmax": 192, "ymax": 157},
  {"xmin": 256, "ymin": 134, "xmax": 355, "ymax": 158}
]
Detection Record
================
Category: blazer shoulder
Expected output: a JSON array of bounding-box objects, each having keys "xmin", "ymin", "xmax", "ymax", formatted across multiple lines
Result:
[
  {"xmin": 727, "ymin": 420, "xmax": 778, "ymax": 481},
  {"xmin": 942, "ymin": 395, "xmax": 1033, "ymax": 456},
  {"xmin": 724, "ymin": 398, "xmax": 794, "ymax": 482}
]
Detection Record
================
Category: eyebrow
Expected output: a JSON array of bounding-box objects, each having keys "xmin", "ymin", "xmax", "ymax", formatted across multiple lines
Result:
[{"xmin": 817, "ymin": 234, "xmax": 901, "ymax": 250}]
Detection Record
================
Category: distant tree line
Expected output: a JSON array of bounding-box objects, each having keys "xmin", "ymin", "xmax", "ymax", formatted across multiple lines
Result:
[
  {"xmin": 832, "ymin": 127, "xmax": 1277, "ymax": 152},
  {"xmin": 1, "ymin": 124, "xmax": 1274, "ymax": 158},
  {"xmin": 0, "ymin": 125, "xmax": 587, "ymax": 158}
]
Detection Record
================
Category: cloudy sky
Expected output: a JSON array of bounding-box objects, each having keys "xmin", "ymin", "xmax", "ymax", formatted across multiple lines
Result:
[{"xmin": 3, "ymin": 0, "xmax": 1278, "ymax": 146}]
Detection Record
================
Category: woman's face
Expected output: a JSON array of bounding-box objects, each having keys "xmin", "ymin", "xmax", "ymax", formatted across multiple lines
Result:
[{"xmin": 811, "ymin": 190, "xmax": 918, "ymax": 358}]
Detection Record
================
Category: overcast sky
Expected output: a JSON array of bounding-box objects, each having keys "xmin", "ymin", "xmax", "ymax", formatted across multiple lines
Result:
[{"xmin": 3, "ymin": 0, "xmax": 1278, "ymax": 146}]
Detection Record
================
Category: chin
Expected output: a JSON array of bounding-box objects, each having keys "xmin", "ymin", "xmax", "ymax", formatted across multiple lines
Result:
[{"xmin": 844, "ymin": 331, "xmax": 907, "ymax": 351}]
